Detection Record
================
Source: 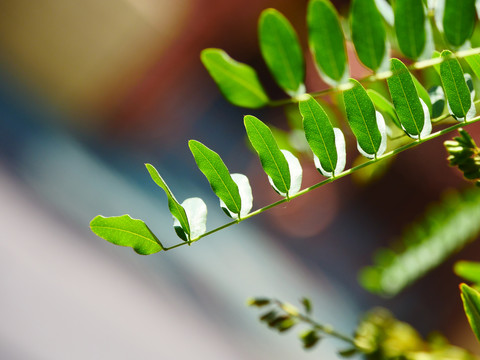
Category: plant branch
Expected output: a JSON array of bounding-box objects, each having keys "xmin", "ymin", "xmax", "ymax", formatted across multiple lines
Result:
[
  {"xmin": 162, "ymin": 108, "xmax": 480, "ymax": 250},
  {"xmin": 268, "ymin": 47, "xmax": 480, "ymax": 107}
]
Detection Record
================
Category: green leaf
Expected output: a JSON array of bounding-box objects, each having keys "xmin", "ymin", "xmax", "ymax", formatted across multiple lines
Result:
[
  {"xmin": 200, "ymin": 48, "xmax": 269, "ymax": 108},
  {"xmin": 367, "ymin": 89, "xmax": 402, "ymax": 130},
  {"xmin": 90, "ymin": 215, "xmax": 162, "ymax": 255},
  {"xmin": 307, "ymin": 0, "xmax": 348, "ymax": 85},
  {"xmin": 258, "ymin": 9, "xmax": 305, "ymax": 96},
  {"xmin": 350, "ymin": 0, "xmax": 387, "ymax": 71},
  {"xmin": 145, "ymin": 163, "xmax": 190, "ymax": 239},
  {"xmin": 428, "ymin": 85, "xmax": 446, "ymax": 118},
  {"xmin": 300, "ymin": 297, "xmax": 313, "ymax": 315},
  {"xmin": 244, "ymin": 115, "xmax": 292, "ymax": 196},
  {"xmin": 394, "ymin": 0, "xmax": 426, "ymax": 59},
  {"xmin": 443, "ymin": 0, "xmax": 476, "ymax": 47},
  {"xmin": 299, "ymin": 94, "xmax": 346, "ymax": 176},
  {"xmin": 359, "ymin": 188, "xmax": 480, "ymax": 296},
  {"xmin": 455, "ymin": 261, "xmax": 480, "ymax": 284},
  {"xmin": 440, "ymin": 50, "xmax": 472, "ymax": 119},
  {"xmin": 343, "ymin": 79, "xmax": 386, "ymax": 158},
  {"xmin": 189, "ymin": 140, "xmax": 242, "ymax": 216},
  {"xmin": 387, "ymin": 58, "xmax": 431, "ymax": 139},
  {"xmin": 220, "ymin": 173, "xmax": 253, "ymax": 219},
  {"xmin": 299, "ymin": 329, "xmax": 321, "ymax": 349},
  {"xmin": 460, "ymin": 283, "xmax": 480, "ymax": 343},
  {"xmin": 412, "ymin": 74, "xmax": 432, "ymax": 117},
  {"xmin": 465, "ymin": 54, "xmax": 480, "ymax": 79}
]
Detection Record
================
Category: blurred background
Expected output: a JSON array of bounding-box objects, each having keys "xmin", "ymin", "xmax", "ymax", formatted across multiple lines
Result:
[{"xmin": 0, "ymin": 0, "xmax": 479, "ymax": 358}]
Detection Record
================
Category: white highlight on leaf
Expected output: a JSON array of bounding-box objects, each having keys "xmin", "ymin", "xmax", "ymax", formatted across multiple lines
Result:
[
  {"xmin": 357, "ymin": 111, "xmax": 387, "ymax": 159},
  {"xmin": 418, "ymin": 4, "xmax": 434, "ymax": 60},
  {"xmin": 289, "ymin": 83, "xmax": 306, "ymax": 98},
  {"xmin": 173, "ymin": 197, "xmax": 207, "ymax": 240},
  {"xmin": 434, "ymin": 0, "xmax": 445, "ymax": 32},
  {"xmin": 313, "ymin": 57, "xmax": 350, "ymax": 87},
  {"xmin": 374, "ymin": 0, "xmax": 394, "ymax": 26},
  {"xmin": 447, "ymin": 73, "xmax": 476, "ymax": 122},
  {"xmin": 313, "ymin": 127, "xmax": 346, "ymax": 177},
  {"xmin": 405, "ymin": 98, "xmax": 432, "ymax": 139},
  {"xmin": 220, "ymin": 173, "xmax": 253, "ymax": 219},
  {"xmin": 268, "ymin": 150, "xmax": 302, "ymax": 197},
  {"xmin": 377, "ymin": 41, "xmax": 391, "ymax": 73}
]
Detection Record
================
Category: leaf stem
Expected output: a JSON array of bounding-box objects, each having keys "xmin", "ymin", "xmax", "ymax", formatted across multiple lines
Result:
[
  {"xmin": 163, "ymin": 110, "xmax": 480, "ymax": 250},
  {"xmin": 267, "ymin": 47, "xmax": 480, "ymax": 107}
]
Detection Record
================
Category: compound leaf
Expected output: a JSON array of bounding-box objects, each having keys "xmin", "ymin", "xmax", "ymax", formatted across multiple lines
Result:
[
  {"xmin": 258, "ymin": 9, "xmax": 305, "ymax": 96},
  {"xmin": 244, "ymin": 115, "xmax": 291, "ymax": 196},
  {"xmin": 460, "ymin": 283, "xmax": 480, "ymax": 343},
  {"xmin": 299, "ymin": 94, "xmax": 345, "ymax": 176},
  {"xmin": 307, "ymin": 0, "xmax": 348, "ymax": 85},
  {"xmin": 387, "ymin": 58, "xmax": 431, "ymax": 138},
  {"xmin": 145, "ymin": 163, "xmax": 190, "ymax": 239},
  {"xmin": 90, "ymin": 215, "xmax": 162, "ymax": 255},
  {"xmin": 189, "ymin": 140, "xmax": 242, "ymax": 216},
  {"xmin": 351, "ymin": 0, "xmax": 387, "ymax": 71},
  {"xmin": 443, "ymin": 0, "xmax": 476, "ymax": 47},
  {"xmin": 440, "ymin": 50, "xmax": 471, "ymax": 119},
  {"xmin": 394, "ymin": 0, "xmax": 426, "ymax": 59},
  {"xmin": 344, "ymin": 79, "xmax": 386, "ymax": 158},
  {"xmin": 201, "ymin": 48, "xmax": 269, "ymax": 108}
]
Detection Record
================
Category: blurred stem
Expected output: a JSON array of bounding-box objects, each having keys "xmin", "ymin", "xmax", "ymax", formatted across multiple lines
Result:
[{"xmin": 268, "ymin": 47, "xmax": 480, "ymax": 107}]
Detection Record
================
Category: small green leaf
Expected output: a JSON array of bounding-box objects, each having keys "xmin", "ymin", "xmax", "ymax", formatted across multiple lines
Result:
[
  {"xmin": 299, "ymin": 94, "xmax": 346, "ymax": 176},
  {"xmin": 201, "ymin": 48, "xmax": 269, "ymax": 108},
  {"xmin": 351, "ymin": 0, "xmax": 387, "ymax": 71},
  {"xmin": 443, "ymin": 0, "xmax": 476, "ymax": 47},
  {"xmin": 338, "ymin": 348, "xmax": 358, "ymax": 358},
  {"xmin": 244, "ymin": 115, "xmax": 292, "ymax": 196},
  {"xmin": 455, "ymin": 261, "xmax": 480, "ymax": 284},
  {"xmin": 440, "ymin": 50, "xmax": 472, "ymax": 119},
  {"xmin": 220, "ymin": 173, "xmax": 253, "ymax": 219},
  {"xmin": 465, "ymin": 54, "xmax": 480, "ymax": 79},
  {"xmin": 394, "ymin": 0, "xmax": 426, "ymax": 59},
  {"xmin": 145, "ymin": 163, "xmax": 190, "ymax": 239},
  {"xmin": 90, "ymin": 215, "xmax": 162, "ymax": 255},
  {"xmin": 343, "ymin": 79, "xmax": 386, "ymax": 158},
  {"xmin": 299, "ymin": 329, "xmax": 321, "ymax": 349},
  {"xmin": 387, "ymin": 58, "xmax": 431, "ymax": 138},
  {"xmin": 367, "ymin": 89, "xmax": 402, "ymax": 130},
  {"xmin": 428, "ymin": 85, "xmax": 445, "ymax": 118},
  {"xmin": 189, "ymin": 140, "xmax": 242, "ymax": 216},
  {"xmin": 300, "ymin": 297, "xmax": 313, "ymax": 315},
  {"xmin": 460, "ymin": 283, "xmax": 480, "ymax": 343},
  {"xmin": 307, "ymin": 0, "xmax": 348, "ymax": 85},
  {"xmin": 258, "ymin": 9, "xmax": 305, "ymax": 96},
  {"xmin": 247, "ymin": 298, "xmax": 271, "ymax": 307}
]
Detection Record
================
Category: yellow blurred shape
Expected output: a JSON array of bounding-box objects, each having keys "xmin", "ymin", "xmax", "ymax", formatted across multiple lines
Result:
[{"xmin": 0, "ymin": 0, "xmax": 190, "ymax": 121}]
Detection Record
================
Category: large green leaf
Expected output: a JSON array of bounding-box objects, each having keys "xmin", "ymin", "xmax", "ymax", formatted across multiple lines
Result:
[
  {"xmin": 455, "ymin": 261, "xmax": 480, "ymax": 284},
  {"xmin": 344, "ymin": 79, "xmax": 386, "ymax": 158},
  {"xmin": 394, "ymin": 0, "xmax": 425, "ymax": 59},
  {"xmin": 299, "ymin": 94, "xmax": 345, "ymax": 176},
  {"xmin": 244, "ymin": 115, "xmax": 292, "ymax": 196},
  {"xmin": 258, "ymin": 9, "xmax": 305, "ymax": 96},
  {"xmin": 443, "ymin": 0, "xmax": 476, "ymax": 47},
  {"xmin": 307, "ymin": 0, "xmax": 348, "ymax": 85},
  {"xmin": 387, "ymin": 58, "xmax": 431, "ymax": 139},
  {"xmin": 201, "ymin": 48, "xmax": 269, "ymax": 108},
  {"xmin": 189, "ymin": 140, "xmax": 242, "ymax": 216},
  {"xmin": 440, "ymin": 50, "xmax": 471, "ymax": 119},
  {"xmin": 90, "ymin": 215, "xmax": 162, "ymax": 255},
  {"xmin": 460, "ymin": 283, "xmax": 480, "ymax": 343},
  {"xmin": 145, "ymin": 163, "xmax": 190, "ymax": 239},
  {"xmin": 350, "ymin": 0, "xmax": 387, "ymax": 71}
]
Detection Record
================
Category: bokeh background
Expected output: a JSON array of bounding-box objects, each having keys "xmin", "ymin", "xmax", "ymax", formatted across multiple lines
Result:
[{"xmin": 1, "ymin": 0, "xmax": 480, "ymax": 358}]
